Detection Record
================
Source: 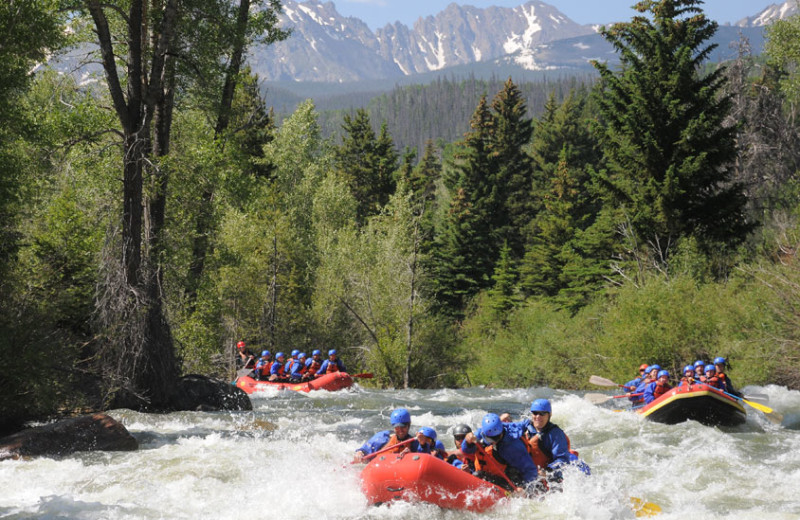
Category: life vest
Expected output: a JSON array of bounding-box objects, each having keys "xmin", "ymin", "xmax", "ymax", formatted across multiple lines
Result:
[
  {"xmin": 702, "ymin": 375, "xmax": 722, "ymax": 389},
  {"xmin": 716, "ymin": 372, "xmax": 731, "ymax": 391},
  {"xmin": 383, "ymin": 433, "xmax": 411, "ymax": 453},
  {"xmin": 454, "ymin": 448, "xmax": 476, "ymax": 468},
  {"xmin": 473, "ymin": 443, "xmax": 508, "ymax": 480},
  {"xmin": 653, "ymin": 381, "xmax": 671, "ymax": 399},
  {"xmin": 522, "ymin": 426, "xmax": 579, "ymax": 471},
  {"xmin": 680, "ymin": 376, "xmax": 695, "ymax": 386},
  {"xmin": 307, "ymin": 359, "xmax": 322, "ymax": 375},
  {"xmin": 325, "ymin": 360, "xmax": 340, "ymax": 374},
  {"xmin": 256, "ymin": 360, "xmax": 273, "ymax": 378}
]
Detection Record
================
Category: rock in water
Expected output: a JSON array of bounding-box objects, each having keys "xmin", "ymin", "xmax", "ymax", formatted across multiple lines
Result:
[{"xmin": 0, "ymin": 413, "xmax": 138, "ymax": 459}]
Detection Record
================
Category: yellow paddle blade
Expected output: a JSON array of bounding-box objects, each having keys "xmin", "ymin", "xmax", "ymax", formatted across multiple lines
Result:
[
  {"xmin": 630, "ymin": 497, "xmax": 662, "ymax": 517},
  {"xmin": 742, "ymin": 398, "xmax": 774, "ymax": 414}
]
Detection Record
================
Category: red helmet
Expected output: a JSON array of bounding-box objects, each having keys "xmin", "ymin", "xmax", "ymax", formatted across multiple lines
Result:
[
  {"xmin": 639, "ymin": 363, "xmax": 649, "ymax": 372},
  {"xmin": 236, "ymin": 341, "xmax": 245, "ymax": 350}
]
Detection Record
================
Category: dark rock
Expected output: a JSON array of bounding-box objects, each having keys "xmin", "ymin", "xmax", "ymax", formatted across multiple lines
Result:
[
  {"xmin": 0, "ymin": 413, "xmax": 138, "ymax": 459},
  {"xmin": 171, "ymin": 374, "xmax": 252, "ymax": 412}
]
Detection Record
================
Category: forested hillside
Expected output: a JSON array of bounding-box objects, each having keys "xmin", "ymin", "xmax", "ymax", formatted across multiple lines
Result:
[{"xmin": 2, "ymin": 0, "xmax": 800, "ymax": 433}]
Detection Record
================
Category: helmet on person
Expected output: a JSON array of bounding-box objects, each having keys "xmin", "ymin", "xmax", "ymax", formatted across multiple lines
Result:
[
  {"xmin": 276, "ymin": 351, "xmax": 285, "ymax": 360},
  {"xmin": 657, "ymin": 370, "xmax": 669, "ymax": 379},
  {"xmin": 453, "ymin": 424, "xmax": 472, "ymax": 437},
  {"xmin": 328, "ymin": 349, "xmax": 337, "ymax": 356},
  {"xmin": 639, "ymin": 363, "xmax": 649, "ymax": 372},
  {"xmin": 714, "ymin": 356, "xmax": 726, "ymax": 366},
  {"xmin": 704, "ymin": 364, "xmax": 716, "ymax": 374},
  {"xmin": 291, "ymin": 349, "xmax": 299, "ymax": 357},
  {"xmin": 694, "ymin": 360, "xmax": 705, "ymax": 368},
  {"xmin": 312, "ymin": 349, "xmax": 321, "ymax": 356},
  {"xmin": 481, "ymin": 413, "xmax": 504, "ymax": 441},
  {"xmin": 298, "ymin": 352, "xmax": 306, "ymax": 359},
  {"xmin": 390, "ymin": 408, "xmax": 411, "ymax": 426},
  {"xmin": 237, "ymin": 341, "xmax": 245, "ymax": 349},
  {"xmin": 261, "ymin": 350, "xmax": 270, "ymax": 358},
  {"xmin": 649, "ymin": 364, "xmax": 661, "ymax": 372},
  {"xmin": 418, "ymin": 427, "xmax": 437, "ymax": 441},
  {"xmin": 683, "ymin": 365, "xmax": 694, "ymax": 375},
  {"xmin": 435, "ymin": 440, "xmax": 446, "ymax": 452},
  {"xmin": 530, "ymin": 398, "xmax": 552, "ymax": 414}
]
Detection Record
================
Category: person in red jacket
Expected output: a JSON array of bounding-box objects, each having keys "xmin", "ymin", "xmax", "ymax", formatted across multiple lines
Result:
[{"xmin": 701, "ymin": 364, "xmax": 723, "ymax": 389}]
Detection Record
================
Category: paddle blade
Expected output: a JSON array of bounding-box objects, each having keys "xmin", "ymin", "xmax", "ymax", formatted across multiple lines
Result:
[
  {"xmin": 589, "ymin": 375, "xmax": 621, "ymax": 387},
  {"xmin": 630, "ymin": 497, "xmax": 662, "ymax": 517},
  {"xmin": 352, "ymin": 373, "xmax": 374, "ymax": 379},
  {"xmin": 742, "ymin": 399, "xmax": 783, "ymax": 423},
  {"xmin": 584, "ymin": 393, "xmax": 614, "ymax": 404}
]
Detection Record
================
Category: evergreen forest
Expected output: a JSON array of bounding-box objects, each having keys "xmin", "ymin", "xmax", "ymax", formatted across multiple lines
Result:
[{"xmin": 3, "ymin": 0, "xmax": 800, "ymax": 433}]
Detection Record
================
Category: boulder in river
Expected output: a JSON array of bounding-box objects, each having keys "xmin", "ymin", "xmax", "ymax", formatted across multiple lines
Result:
[
  {"xmin": 0, "ymin": 412, "xmax": 138, "ymax": 460},
  {"xmin": 171, "ymin": 374, "xmax": 252, "ymax": 412}
]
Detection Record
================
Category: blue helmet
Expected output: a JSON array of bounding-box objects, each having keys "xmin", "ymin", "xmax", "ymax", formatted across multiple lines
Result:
[
  {"xmin": 694, "ymin": 360, "xmax": 705, "ymax": 368},
  {"xmin": 291, "ymin": 349, "xmax": 299, "ymax": 357},
  {"xmin": 298, "ymin": 352, "xmax": 306, "ymax": 359},
  {"xmin": 657, "ymin": 370, "xmax": 669, "ymax": 379},
  {"xmin": 328, "ymin": 349, "xmax": 337, "ymax": 356},
  {"xmin": 530, "ymin": 398, "xmax": 552, "ymax": 414},
  {"xmin": 683, "ymin": 365, "xmax": 693, "ymax": 374},
  {"xmin": 418, "ymin": 427, "xmax": 437, "ymax": 441},
  {"xmin": 481, "ymin": 413, "xmax": 504, "ymax": 439},
  {"xmin": 435, "ymin": 440, "xmax": 446, "ymax": 452},
  {"xmin": 649, "ymin": 364, "xmax": 661, "ymax": 372},
  {"xmin": 312, "ymin": 349, "xmax": 321, "ymax": 356},
  {"xmin": 705, "ymin": 364, "xmax": 716, "ymax": 374},
  {"xmin": 261, "ymin": 350, "xmax": 270, "ymax": 358},
  {"xmin": 714, "ymin": 356, "xmax": 726, "ymax": 365},
  {"xmin": 390, "ymin": 408, "xmax": 411, "ymax": 426},
  {"xmin": 276, "ymin": 351, "xmax": 285, "ymax": 360}
]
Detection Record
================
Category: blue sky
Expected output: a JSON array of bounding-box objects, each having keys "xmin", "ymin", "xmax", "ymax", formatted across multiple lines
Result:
[{"xmin": 332, "ymin": 0, "xmax": 779, "ymax": 30}]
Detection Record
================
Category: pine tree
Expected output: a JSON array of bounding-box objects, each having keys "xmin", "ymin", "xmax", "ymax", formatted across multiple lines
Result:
[
  {"xmin": 487, "ymin": 242, "xmax": 519, "ymax": 316},
  {"xmin": 489, "ymin": 78, "xmax": 534, "ymax": 259},
  {"xmin": 432, "ymin": 96, "xmax": 496, "ymax": 315},
  {"xmin": 335, "ymin": 109, "xmax": 398, "ymax": 222},
  {"xmin": 592, "ymin": 0, "xmax": 751, "ymax": 258}
]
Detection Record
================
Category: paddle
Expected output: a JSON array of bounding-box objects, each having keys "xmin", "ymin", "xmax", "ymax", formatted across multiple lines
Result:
[
  {"xmin": 589, "ymin": 375, "xmax": 626, "ymax": 388},
  {"xmin": 236, "ymin": 367, "xmax": 254, "ymax": 379},
  {"xmin": 361, "ymin": 437, "xmax": 415, "ymax": 462},
  {"xmin": 630, "ymin": 496, "xmax": 662, "ymax": 517},
  {"xmin": 721, "ymin": 389, "xmax": 783, "ymax": 423},
  {"xmin": 351, "ymin": 373, "xmax": 374, "ymax": 379},
  {"xmin": 585, "ymin": 392, "xmax": 642, "ymax": 404}
]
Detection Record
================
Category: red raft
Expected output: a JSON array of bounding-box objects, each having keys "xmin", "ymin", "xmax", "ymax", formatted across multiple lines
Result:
[
  {"xmin": 234, "ymin": 372, "xmax": 353, "ymax": 394},
  {"xmin": 636, "ymin": 382, "xmax": 746, "ymax": 426},
  {"xmin": 360, "ymin": 453, "xmax": 509, "ymax": 512}
]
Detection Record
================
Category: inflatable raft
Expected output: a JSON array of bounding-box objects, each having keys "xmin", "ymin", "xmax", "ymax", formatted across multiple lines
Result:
[
  {"xmin": 637, "ymin": 383, "xmax": 746, "ymax": 426},
  {"xmin": 234, "ymin": 372, "xmax": 353, "ymax": 394},
  {"xmin": 360, "ymin": 452, "xmax": 509, "ymax": 512}
]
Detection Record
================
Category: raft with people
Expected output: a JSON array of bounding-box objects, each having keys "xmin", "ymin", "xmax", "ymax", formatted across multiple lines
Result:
[
  {"xmin": 234, "ymin": 371, "xmax": 354, "ymax": 394},
  {"xmin": 635, "ymin": 382, "xmax": 747, "ymax": 426},
  {"xmin": 360, "ymin": 451, "xmax": 509, "ymax": 512}
]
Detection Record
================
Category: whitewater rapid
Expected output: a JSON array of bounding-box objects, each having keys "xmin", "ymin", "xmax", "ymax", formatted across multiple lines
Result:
[{"xmin": 1, "ymin": 384, "xmax": 799, "ymax": 519}]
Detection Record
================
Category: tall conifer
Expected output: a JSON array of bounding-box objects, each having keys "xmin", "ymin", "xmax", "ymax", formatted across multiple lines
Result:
[{"xmin": 592, "ymin": 0, "xmax": 751, "ymax": 258}]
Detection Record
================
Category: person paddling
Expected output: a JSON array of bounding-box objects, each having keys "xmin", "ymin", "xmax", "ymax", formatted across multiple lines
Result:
[
  {"xmin": 519, "ymin": 399, "xmax": 590, "ymax": 481},
  {"xmin": 236, "ymin": 341, "xmax": 256, "ymax": 369},
  {"xmin": 678, "ymin": 365, "xmax": 696, "ymax": 387},
  {"xmin": 268, "ymin": 352, "xmax": 290, "ymax": 382},
  {"xmin": 318, "ymin": 349, "xmax": 346, "ymax": 374},
  {"xmin": 353, "ymin": 408, "xmax": 419, "ymax": 463},
  {"xmin": 714, "ymin": 357, "xmax": 740, "ymax": 397}
]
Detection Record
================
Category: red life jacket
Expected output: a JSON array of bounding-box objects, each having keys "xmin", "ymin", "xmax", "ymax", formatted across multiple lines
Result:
[
  {"xmin": 702, "ymin": 375, "xmax": 722, "ymax": 389},
  {"xmin": 453, "ymin": 448, "xmax": 476, "ymax": 468},
  {"xmin": 258, "ymin": 361, "xmax": 273, "ymax": 378},
  {"xmin": 383, "ymin": 433, "xmax": 411, "ymax": 453},
  {"xmin": 653, "ymin": 381, "xmax": 671, "ymax": 399},
  {"xmin": 680, "ymin": 375, "xmax": 695, "ymax": 386},
  {"xmin": 325, "ymin": 360, "xmax": 340, "ymax": 374},
  {"xmin": 522, "ymin": 429, "xmax": 579, "ymax": 471},
  {"xmin": 307, "ymin": 359, "xmax": 322, "ymax": 375},
  {"xmin": 473, "ymin": 443, "xmax": 508, "ymax": 480}
]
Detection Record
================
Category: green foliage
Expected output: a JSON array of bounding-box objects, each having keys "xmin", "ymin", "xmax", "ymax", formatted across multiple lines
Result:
[
  {"xmin": 593, "ymin": 0, "xmax": 751, "ymax": 260},
  {"xmin": 765, "ymin": 14, "xmax": 800, "ymax": 105}
]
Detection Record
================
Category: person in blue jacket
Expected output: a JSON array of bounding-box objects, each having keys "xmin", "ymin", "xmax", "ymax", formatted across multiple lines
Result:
[
  {"xmin": 630, "ymin": 365, "xmax": 659, "ymax": 405},
  {"xmin": 269, "ymin": 352, "xmax": 290, "ymax": 381},
  {"xmin": 643, "ymin": 370, "xmax": 672, "ymax": 404},
  {"xmin": 519, "ymin": 399, "xmax": 591, "ymax": 480},
  {"xmin": 622, "ymin": 363, "xmax": 649, "ymax": 392},
  {"xmin": 353, "ymin": 408, "xmax": 420, "ymax": 463},
  {"xmin": 318, "ymin": 349, "xmax": 346, "ymax": 374},
  {"xmin": 289, "ymin": 352, "xmax": 307, "ymax": 381},
  {"xmin": 461, "ymin": 413, "xmax": 539, "ymax": 494}
]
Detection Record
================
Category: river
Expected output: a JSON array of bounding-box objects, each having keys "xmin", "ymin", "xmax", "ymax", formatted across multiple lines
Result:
[{"xmin": 1, "ymin": 383, "xmax": 799, "ymax": 519}]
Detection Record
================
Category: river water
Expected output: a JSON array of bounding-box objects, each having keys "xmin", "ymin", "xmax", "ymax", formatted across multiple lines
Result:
[{"xmin": 2, "ymin": 383, "xmax": 799, "ymax": 519}]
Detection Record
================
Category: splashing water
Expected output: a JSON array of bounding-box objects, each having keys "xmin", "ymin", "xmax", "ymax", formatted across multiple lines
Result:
[{"xmin": 1, "ymin": 384, "xmax": 799, "ymax": 519}]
